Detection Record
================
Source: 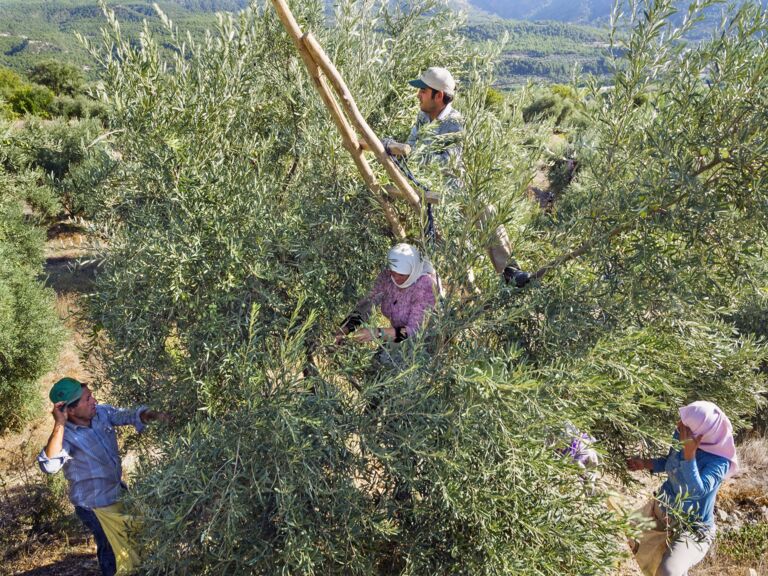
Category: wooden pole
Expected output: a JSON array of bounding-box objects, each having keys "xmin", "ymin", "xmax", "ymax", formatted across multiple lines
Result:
[
  {"xmin": 268, "ymin": 0, "xmax": 405, "ymax": 238},
  {"xmin": 301, "ymin": 32, "xmax": 421, "ymax": 208}
]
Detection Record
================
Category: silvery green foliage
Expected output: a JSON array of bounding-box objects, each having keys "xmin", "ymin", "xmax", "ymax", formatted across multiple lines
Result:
[
  {"xmin": 83, "ymin": 0, "xmax": 767, "ymax": 573},
  {"xmin": 2, "ymin": 116, "xmax": 110, "ymax": 217},
  {"xmin": 0, "ymin": 149, "xmax": 63, "ymax": 434}
]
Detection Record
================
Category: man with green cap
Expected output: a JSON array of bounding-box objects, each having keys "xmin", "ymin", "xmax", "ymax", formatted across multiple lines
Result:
[
  {"xmin": 38, "ymin": 376, "xmax": 169, "ymax": 575},
  {"xmin": 383, "ymin": 66, "xmax": 531, "ymax": 287}
]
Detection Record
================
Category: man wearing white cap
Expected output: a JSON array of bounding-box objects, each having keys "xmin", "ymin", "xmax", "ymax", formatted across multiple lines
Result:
[
  {"xmin": 387, "ymin": 67, "xmax": 530, "ymax": 287},
  {"xmin": 403, "ymin": 66, "xmax": 463, "ymax": 166}
]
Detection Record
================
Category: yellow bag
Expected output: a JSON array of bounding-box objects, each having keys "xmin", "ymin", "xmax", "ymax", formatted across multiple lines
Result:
[
  {"xmin": 93, "ymin": 502, "xmax": 141, "ymax": 575},
  {"xmin": 629, "ymin": 500, "xmax": 670, "ymax": 576}
]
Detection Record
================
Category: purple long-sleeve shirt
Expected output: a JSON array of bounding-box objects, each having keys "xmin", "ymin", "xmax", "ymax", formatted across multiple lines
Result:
[{"xmin": 356, "ymin": 270, "xmax": 436, "ymax": 337}]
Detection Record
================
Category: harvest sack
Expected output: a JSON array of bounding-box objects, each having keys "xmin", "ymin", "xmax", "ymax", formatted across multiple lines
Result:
[
  {"xmin": 93, "ymin": 502, "xmax": 141, "ymax": 575},
  {"xmin": 630, "ymin": 500, "xmax": 668, "ymax": 576},
  {"xmin": 630, "ymin": 499, "xmax": 713, "ymax": 576}
]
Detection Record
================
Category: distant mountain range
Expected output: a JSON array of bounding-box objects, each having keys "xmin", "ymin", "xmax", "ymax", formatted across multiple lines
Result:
[
  {"xmin": 2, "ymin": 0, "xmax": 764, "ymax": 87},
  {"xmin": 457, "ymin": 0, "xmax": 767, "ymax": 23},
  {"xmin": 453, "ymin": 0, "xmax": 614, "ymax": 23},
  {"xmin": 163, "ymin": 1, "xmax": 767, "ymax": 25}
]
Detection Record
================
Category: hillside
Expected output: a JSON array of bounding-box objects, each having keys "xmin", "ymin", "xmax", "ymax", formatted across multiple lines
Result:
[
  {"xmin": 461, "ymin": 19, "xmax": 610, "ymax": 87},
  {"xmin": 465, "ymin": 0, "xmax": 768, "ymax": 24},
  {"xmin": 0, "ymin": 0, "xmax": 611, "ymax": 87},
  {"xmin": 0, "ymin": 1, "xmax": 225, "ymax": 76},
  {"xmin": 463, "ymin": 0, "xmax": 614, "ymax": 22}
]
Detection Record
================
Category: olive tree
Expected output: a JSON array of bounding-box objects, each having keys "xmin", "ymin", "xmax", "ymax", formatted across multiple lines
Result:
[
  {"xmin": 82, "ymin": 0, "xmax": 767, "ymax": 573},
  {"xmin": 0, "ymin": 154, "xmax": 63, "ymax": 434}
]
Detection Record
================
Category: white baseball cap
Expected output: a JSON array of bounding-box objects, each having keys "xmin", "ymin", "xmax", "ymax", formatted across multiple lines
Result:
[{"xmin": 409, "ymin": 67, "xmax": 456, "ymax": 97}]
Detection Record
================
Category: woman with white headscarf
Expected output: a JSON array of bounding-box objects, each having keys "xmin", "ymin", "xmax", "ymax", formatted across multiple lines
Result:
[
  {"xmin": 626, "ymin": 400, "xmax": 738, "ymax": 576},
  {"xmin": 337, "ymin": 243, "xmax": 437, "ymax": 344}
]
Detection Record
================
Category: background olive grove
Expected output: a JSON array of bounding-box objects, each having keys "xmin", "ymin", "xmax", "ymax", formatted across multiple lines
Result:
[{"xmin": 73, "ymin": 0, "xmax": 768, "ymax": 573}]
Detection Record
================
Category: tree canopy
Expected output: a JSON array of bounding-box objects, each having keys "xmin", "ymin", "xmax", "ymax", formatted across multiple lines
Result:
[
  {"xmin": 80, "ymin": 0, "xmax": 767, "ymax": 573},
  {"xmin": 29, "ymin": 60, "xmax": 85, "ymax": 96}
]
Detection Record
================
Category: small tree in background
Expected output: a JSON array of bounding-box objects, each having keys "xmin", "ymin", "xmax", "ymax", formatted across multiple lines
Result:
[
  {"xmin": 0, "ymin": 154, "xmax": 63, "ymax": 434},
  {"xmin": 82, "ymin": 0, "xmax": 767, "ymax": 573},
  {"xmin": 29, "ymin": 60, "xmax": 85, "ymax": 97},
  {"xmin": 2, "ymin": 117, "xmax": 113, "ymax": 217}
]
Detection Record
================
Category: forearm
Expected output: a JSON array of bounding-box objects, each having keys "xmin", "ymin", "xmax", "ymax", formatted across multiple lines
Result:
[
  {"xmin": 44, "ymin": 423, "xmax": 66, "ymax": 458},
  {"xmin": 362, "ymin": 327, "xmax": 396, "ymax": 340},
  {"xmin": 678, "ymin": 457, "xmax": 728, "ymax": 497},
  {"xmin": 380, "ymin": 327, "xmax": 396, "ymax": 341}
]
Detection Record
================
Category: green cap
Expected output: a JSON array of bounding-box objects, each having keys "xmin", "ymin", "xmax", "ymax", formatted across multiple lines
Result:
[{"xmin": 49, "ymin": 377, "xmax": 84, "ymax": 405}]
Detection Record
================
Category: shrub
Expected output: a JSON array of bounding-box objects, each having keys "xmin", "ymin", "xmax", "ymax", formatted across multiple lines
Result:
[
  {"xmin": 716, "ymin": 522, "xmax": 768, "ymax": 566},
  {"xmin": 0, "ymin": 172, "xmax": 63, "ymax": 433},
  {"xmin": 0, "ymin": 438, "xmax": 79, "ymax": 562},
  {"xmin": 0, "ymin": 67, "xmax": 25, "ymax": 99},
  {"xmin": 2, "ymin": 117, "xmax": 108, "ymax": 216},
  {"xmin": 521, "ymin": 86, "xmax": 590, "ymax": 129},
  {"xmin": 28, "ymin": 60, "xmax": 85, "ymax": 97},
  {"xmin": 6, "ymin": 83, "xmax": 54, "ymax": 117},
  {"xmin": 0, "ymin": 95, "xmax": 12, "ymax": 119},
  {"xmin": 484, "ymin": 86, "xmax": 505, "ymax": 111},
  {"xmin": 522, "ymin": 93, "xmax": 559, "ymax": 122},
  {"xmin": 50, "ymin": 94, "xmax": 109, "ymax": 121}
]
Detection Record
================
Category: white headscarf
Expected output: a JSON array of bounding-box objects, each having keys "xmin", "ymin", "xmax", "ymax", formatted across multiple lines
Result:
[{"xmin": 387, "ymin": 243, "xmax": 435, "ymax": 289}]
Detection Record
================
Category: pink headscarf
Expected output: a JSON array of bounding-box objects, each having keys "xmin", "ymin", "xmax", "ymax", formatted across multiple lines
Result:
[{"xmin": 679, "ymin": 401, "xmax": 738, "ymax": 478}]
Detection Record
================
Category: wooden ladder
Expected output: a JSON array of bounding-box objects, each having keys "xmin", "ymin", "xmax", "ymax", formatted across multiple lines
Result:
[{"xmin": 269, "ymin": 0, "xmax": 423, "ymax": 240}]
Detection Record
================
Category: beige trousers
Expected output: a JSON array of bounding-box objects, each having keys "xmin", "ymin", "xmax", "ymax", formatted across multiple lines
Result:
[{"xmin": 477, "ymin": 204, "xmax": 513, "ymax": 274}]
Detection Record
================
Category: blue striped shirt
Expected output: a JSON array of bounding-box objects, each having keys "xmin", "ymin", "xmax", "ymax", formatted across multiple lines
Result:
[{"xmin": 37, "ymin": 404, "xmax": 147, "ymax": 509}]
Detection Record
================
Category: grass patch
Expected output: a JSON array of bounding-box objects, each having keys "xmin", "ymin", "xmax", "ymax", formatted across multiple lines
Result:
[{"xmin": 716, "ymin": 522, "xmax": 768, "ymax": 566}]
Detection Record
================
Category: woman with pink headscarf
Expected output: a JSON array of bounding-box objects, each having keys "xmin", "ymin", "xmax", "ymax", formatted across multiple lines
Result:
[{"xmin": 626, "ymin": 401, "xmax": 738, "ymax": 576}]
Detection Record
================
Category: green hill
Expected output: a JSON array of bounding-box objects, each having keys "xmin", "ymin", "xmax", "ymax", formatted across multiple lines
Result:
[
  {"xmin": 0, "ymin": 0, "xmax": 611, "ymax": 87},
  {"xmin": 466, "ymin": 0, "xmax": 768, "ymax": 24},
  {"xmin": 0, "ymin": 1, "xmax": 223, "ymax": 77},
  {"xmin": 462, "ymin": 19, "xmax": 611, "ymax": 87}
]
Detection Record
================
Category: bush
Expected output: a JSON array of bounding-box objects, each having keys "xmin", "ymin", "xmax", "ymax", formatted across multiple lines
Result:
[
  {"xmin": 6, "ymin": 83, "xmax": 54, "ymax": 117},
  {"xmin": 521, "ymin": 87, "xmax": 590, "ymax": 129},
  {"xmin": 2, "ymin": 117, "xmax": 109, "ymax": 217},
  {"xmin": 0, "ymin": 95, "xmax": 12, "ymax": 119},
  {"xmin": 50, "ymin": 94, "xmax": 109, "ymax": 121},
  {"xmin": 0, "ymin": 172, "xmax": 63, "ymax": 433},
  {"xmin": 0, "ymin": 67, "xmax": 25, "ymax": 98},
  {"xmin": 0, "ymin": 65, "xmax": 105, "ymax": 119},
  {"xmin": 484, "ymin": 86, "xmax": 505, "ymax": 111},
  {"xmin": 716, "ymin": 522, "xmax": 768, "ymax": 566},
  {"xmin": 0, "ymin": 438, "xmax": 79, "ymax": 562}
]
